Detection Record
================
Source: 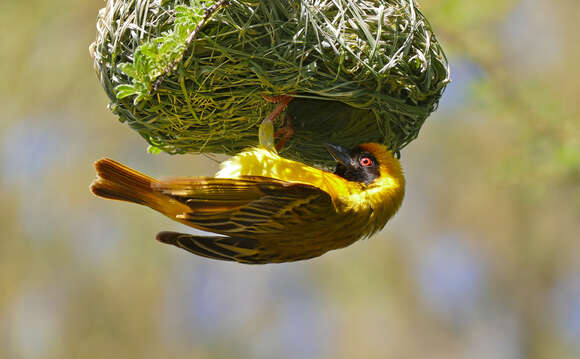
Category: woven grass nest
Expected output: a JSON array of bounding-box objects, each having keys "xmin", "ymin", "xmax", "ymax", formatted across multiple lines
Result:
[{"xmin": 92, "ymin": 0, "xmax": 449, "ymax": 166}]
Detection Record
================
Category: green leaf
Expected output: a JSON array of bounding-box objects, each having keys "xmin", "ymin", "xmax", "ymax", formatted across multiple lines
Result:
[
  {"xmin": 118, "ymin": 63, "xmax": 137, "ymax": 78},
  {"xmin": 115, "ymin": 84, "xmax": 139, "ymax": 99},
  {"xmin": 147, "ymin": 145, "xmax": 163, "ymax": 154},
  {"xmin": 113, "ymin": 1, "xmax": 218, "ymax": 101}
]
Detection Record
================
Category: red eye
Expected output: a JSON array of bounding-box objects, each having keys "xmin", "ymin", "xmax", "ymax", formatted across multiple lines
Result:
[{"xmin": 360, "ymin": 157, "xmax": 373, "ymax": 167}]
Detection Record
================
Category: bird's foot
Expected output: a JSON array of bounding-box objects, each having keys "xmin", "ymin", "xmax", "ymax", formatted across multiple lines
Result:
[
  {"xmin": 261, "ymin": 94, "xmax": 293, "ymax": 124},
  {"xmin": 274, "ymin": 114, "xmax": 295, "ymax": 151},
  {"xmin": 259, "ymin": 94, "xmax": 294, "ymax": 152}
]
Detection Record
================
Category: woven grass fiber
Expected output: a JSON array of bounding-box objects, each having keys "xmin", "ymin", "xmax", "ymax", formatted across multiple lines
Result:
[{"xmin": 92, "ymin": 0, "xmax": 449, "ymax": 166}]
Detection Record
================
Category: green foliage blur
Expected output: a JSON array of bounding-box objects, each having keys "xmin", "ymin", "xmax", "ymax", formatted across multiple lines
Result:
[{"xmin": 1, "ymin": 0, "xmax": 579, "ymax": 358}]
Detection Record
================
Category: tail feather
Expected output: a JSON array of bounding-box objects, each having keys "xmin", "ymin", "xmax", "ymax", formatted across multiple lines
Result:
[{"xmin": 90, "ymin": 158, "xmax": 164, "ymax": 210}]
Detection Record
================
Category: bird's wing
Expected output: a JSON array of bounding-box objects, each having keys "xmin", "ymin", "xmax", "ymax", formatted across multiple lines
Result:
[
  {"xmin": 152, "ymin": 176, "xmax": 335, "ymax": 237},
  {"xmin": 156, "ymin": 231, "xmax": 264, "ymax": 264}
]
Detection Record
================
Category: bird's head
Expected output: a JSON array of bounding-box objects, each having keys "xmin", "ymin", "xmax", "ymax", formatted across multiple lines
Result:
[{"xmin": 325, "ymin": 143, "xmax": 404, "ymax": 186}]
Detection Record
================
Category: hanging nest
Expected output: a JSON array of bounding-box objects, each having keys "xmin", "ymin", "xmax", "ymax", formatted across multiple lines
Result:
[{"xmin": 91, "ymin": 0, "xmax": 449, "ymax": 166}]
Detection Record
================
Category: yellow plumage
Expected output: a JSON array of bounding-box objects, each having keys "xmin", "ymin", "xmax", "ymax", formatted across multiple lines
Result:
[{"xmin": 90, "ymin": 123, "xmax": 405, "ymax": 264}]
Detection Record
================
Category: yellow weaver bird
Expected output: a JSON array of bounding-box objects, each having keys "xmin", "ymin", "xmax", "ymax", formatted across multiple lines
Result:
[{"xmin": 90, "ymin": 121, "xmax": 405, "ymax": 264}]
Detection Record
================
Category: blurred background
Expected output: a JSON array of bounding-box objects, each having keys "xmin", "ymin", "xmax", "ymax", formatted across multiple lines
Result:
[{"xmin": 1, "ymin": 0, "xmax": 579, "ymax": 358}]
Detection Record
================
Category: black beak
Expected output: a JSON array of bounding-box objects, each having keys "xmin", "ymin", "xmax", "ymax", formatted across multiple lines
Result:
[{"xmin": 324, "ymin": 143, "xmax": 353, "ymax": 166}]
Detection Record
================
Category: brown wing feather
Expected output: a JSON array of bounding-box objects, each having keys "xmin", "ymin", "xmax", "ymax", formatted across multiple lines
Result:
[
  {"xmin": 153, "ymin": 176, "xmax": 334, "ymax": 237},
  {"xmin": 156, "ymin": 231, "xmax": 269, "ymax": 264}
]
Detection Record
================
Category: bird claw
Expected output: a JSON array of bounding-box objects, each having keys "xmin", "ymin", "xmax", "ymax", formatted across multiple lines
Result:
[
  {"xmin": 261, "ymin": 94, "xmax": 294, "ymax": 125},
  {"xmin": 261, "ymin": 94, "xmax": 294, "ymax": 104},
  {"xmin": 274, "ymin": 115, "xmax": 295, "ymax": 151},
  {"xmin": 260, "ymin": 94, "xmax": 295, "ymax": 152}
]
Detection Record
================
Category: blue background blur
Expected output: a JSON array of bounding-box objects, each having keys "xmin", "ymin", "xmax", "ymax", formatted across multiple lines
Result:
[{"xmin": 1, "ymin": 0, "xmax": 579, "ymax": 358}]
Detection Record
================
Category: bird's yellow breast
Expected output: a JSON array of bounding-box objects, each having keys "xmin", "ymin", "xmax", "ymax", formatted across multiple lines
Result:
[
  {"xmin": 216, "ymin": 147, "xmax": 352, "ymax": 197},
  {"xmin": 215, "ymin": 146, "xmax": 405, "ymax": 223}
]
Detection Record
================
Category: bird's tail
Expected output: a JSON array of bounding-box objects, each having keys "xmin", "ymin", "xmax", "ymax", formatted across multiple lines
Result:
[{"xmin": 90, "ymin": 158, "xmax": 168, "ymax": 213}]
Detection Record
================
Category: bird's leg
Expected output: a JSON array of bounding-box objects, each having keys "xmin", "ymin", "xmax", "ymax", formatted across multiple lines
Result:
[
  {"xmin": 260, "ymin": 94, "xmax": 295, "ymax": 151},
  {"xmin": 274, "ymin": 114, "xmax": 295, "ymax": 151},
  {"xmin": 261, "ymin": 94, "xmax": 293, "ymax": 124}
]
